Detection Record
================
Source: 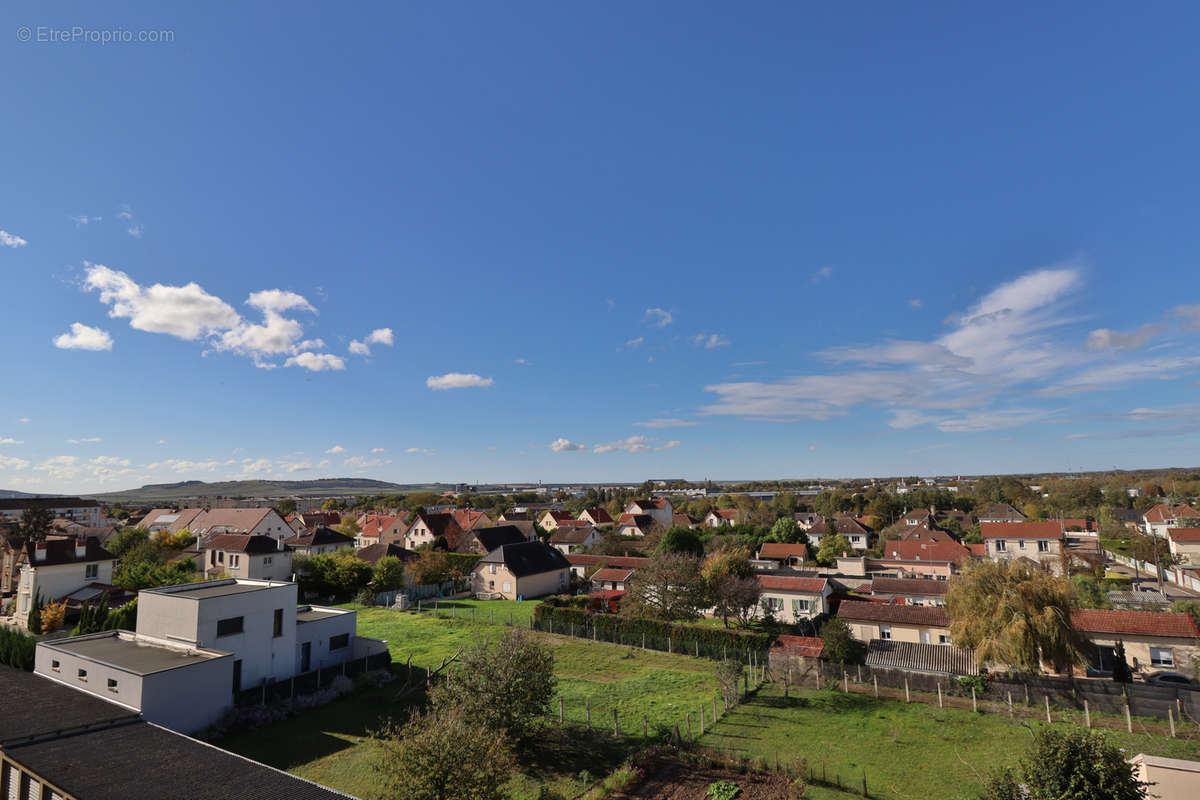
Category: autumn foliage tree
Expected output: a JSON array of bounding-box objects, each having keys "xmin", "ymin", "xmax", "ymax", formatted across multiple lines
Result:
[{"xmin": 622, "ymin": 552, "xmax": 707, "ymax": 621}]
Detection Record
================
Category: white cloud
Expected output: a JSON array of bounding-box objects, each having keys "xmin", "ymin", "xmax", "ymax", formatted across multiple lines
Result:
[
  {"xmin": 285, "ymin": 352, "xmax": 346, "ymax": 371},
  {"xmin": 246, "ymin": 289, "xmax": 316, "ymax": 315},
  {"xmin": 324, "ymin": 445, "xmax": 345, "ymax": 454},
  {"xmin": 887, "ymin": 409, "xmax": 941, "ymax": 429},
  {"xmin": 72, "ymin": 215, "xmax": 101, "ymax": 227},
  {"xmin": 66, "ymin": 437, "xmax": 101, "ymax": 444},
  {"xmin": 85, "ymin": 264, "xmax": 241, "ymax": 340},
  {"xmin": 934, "ymin": 408, "xmax": 1057, "ymax": 433},
  {"xmin": 157, "ymin": 439, "xmax": 166, "ymax": 445},
  {"xmin": 593, "ymin": 435, "xmax": 652, "ymax": 454},
  {"xmin": 349, "ymin": 340, "xmax": 371, "ymax": 356},
  {"xmin": 1172, "ymin": 305, "xmax": 1200, "ymax": 331},
  {"xmin": 370, "ymin": 447, "xmax": 386, "ymax": 453},
  {"xmin": 655, "ymin": 440, "xmax": 682, "ymax": 451},
  {"xmin": 643, "ymin": 308, "xmax": 673, "ymax": 328},
  {"xmin": 1046, "ymin": 356, "xmax": 1200, "ymax": 395},
  {"xmin": 549, "ymin": 438, "xmax": 586, "ymax": 452},
  {"xmin": 909, "ymin": 298, "xmax": 923, "ymax": 308},
  {"xmin": 345, "ymin": 455, "xmax": 390, "ymax": 467},
  {"xmin": 91, "ymin": 455, "xmax": 130, "ymax": 467},
  {"xmin": 515, "ymin": 358, "xmax": 530, "ymax": 365},
  {"xmin": 625, "ymin": 337, "xmax": 644, "ymax": 349},
  {"xmin": 426, "ymin": 373, "xmax": 494, "ymax": 390},
  {"xmin": 1085, "ymin": 324, "xmax": 1162, "ymax": 351},
  {"xmin": 812, "ymin": 266, "xmax": 833, "ymax": 283},
  {"xmin": 18, "ymin": 418, "xmax": 30, "ymax": 424},
  {"xmin": 0, "ymin": 230, "xmax": 28, "ymax": 248},
  {"xmin": 366, "ymin": 328, "xmax": 393, "ymax": 346},
  {"xmin": 820, "ymin": 340, "xmax": 971, "ymax": 369},
  {"xmin": 404, "ymin": 447, "xmax": 434, "ymax": 455},
  {"xmin": 634, "ymin": 418, "xmax": 698, "ymax": 428},
  {"xmin": 691, "ymin": 333, "xmax": 731, "ymax": 349},
  {"xmin": 53, "ymin": 323, "xmax": 113, "ymax": 351},
  {"xmin": 0, "ymin": 438, "xmax": 22, "ymax": 445},
  {"xmin": 0, "ymin": 455, "xmax": 30, "ymax": 471}
]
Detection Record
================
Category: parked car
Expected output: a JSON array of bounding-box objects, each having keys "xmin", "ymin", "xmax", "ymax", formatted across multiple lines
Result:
[{"xmin": 1146, "ymin": 671, "xmax": 1195, "ymax": 687}]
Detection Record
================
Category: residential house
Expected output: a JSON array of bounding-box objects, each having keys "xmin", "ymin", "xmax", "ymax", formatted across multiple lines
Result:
[
  {"xmin": 1167, "ymin": 528, "xmax": 1200, "ymax": 565},
  {"xmin": 0, "ymin": 497, "xmax": 102, "ymax": 527},
  {"xmin": 283, "ymin": 526, "xmax": 354, "ymax": 557},
  {"xmin": 1072, "ymin": 609, "xmax": 1200, "ymax": 678},
  {"xmin": 458, "ymin": 524, "xmax": 530, "ymax": 556},
  {"xmin": 36, "ymin": 577, "xmax": 385, "ymax": 733},
  {"xmin": 139, "ymin": 507, "xmax": 204, "ymax": 534},
  {"xmin": 450, "ymin": 509, "xmax": 494, "ymax": 532},
  {"xmin": 357, "ymin": 511, "xmax": 410, "ymax": 549},
  {"xmin": 877, "ymin": 539, "xmax": 971, "ymax": 578},
  {"xmin": 897, "ymin": 524, "xmax": 956, "ymax": 543},
  {"xmin": 624, "ymin": 498, "xmax": 674, "ymax": 529},
  {"xmin": 355, "ymin": 542, "xmax": 416, "ymax": 565},
  {"xmin": 578, "ymin": 508, "xmax": 615, "ymax": 528},
  {"xmin": 792, "ymin": 512, "xmax": 821, "ymax": 529},
  {"xmin": 1112, "ymin": 509, "xmax": 1146, "ymax": 530},
  {"xmin": 15, "ymin": 537, "xmax": 116, "ymax": 629},
  {"xmin": 190, "ymin": 507, "xmax": 293, "ymax": 546},
  {"xmin": 976, "ymin": 503, "xmax": 1027, "ymax": 524},
  {"xmin": 671, "ymin": 512, "xmax": 699, "ymax": 529},
  {"xmin": 1060, "ymin": 517, "xmax": 1097, "ymax": 534},
  {"xmin": 838, "ymin": 599, "xmax": 953, "ymax": 646},
  {"xmin": 286, "ymin": 510, "xmax": 342, "ymax": 533},
  {"xmin": 470, "ymin": 541, "xmax": 571, "ymax": 600},
  {"xmin": 867, "ymin": 577, "xmax": 949, "ymax": 606},
  {"xmin": 537, "ymin": 510, "xmax": 575, "ymax": 531},
  {"xmin": 899, "ymin": 508, "xmax": 934, "ymax": 527},
  {"xmin": 755, "ymin": 542, "xmax": 808, "ymax": 569},
  {"xmin": 808, "ymin": 517, "xmax": 872, "ymax": 551},
  {"xmin": 617, "ymin": 513, "xmax": 656, "ymax": 537},
  {"xmin": 564, "ymin": 553, "xmax": 650, "ymax": 580},
  {"xmin": 402, "ymin": 512, "xmax": 465, "ymax": 550},
  {"xmin": 1145, "ymin": 504, "xmax": 1200, "ymax": 539},
  {"xmin": 0, "ymin": 533, "xmax": 27, "ymax": 595},
  {"xmin": 704, "ymin": 508, "xmax": 741, "ymax": 528},
  {"xmin": 980, "ymin": 521, "xmax": 1064, "ymax": 573},
  {"xmin": 201, "ymin": 534, "xmax": 292, "ymax": 581},
  {"xmin": 755, "ymin": 575, "xmax": 831, "ymax": 623},
  {"xmin": 548, "ymin": 524, "xmax": 601, "ymax": 554},
  {"xmin": 499, "ymin": 511, "xmax": 531, "ymax": 522},
  {"xmin": 590, "ymin": 567, "xmax": 634, "ymax": 592},
  {"xmin": 1128, "ymin": 753, "xmax": 1200, "ymax": 800}
]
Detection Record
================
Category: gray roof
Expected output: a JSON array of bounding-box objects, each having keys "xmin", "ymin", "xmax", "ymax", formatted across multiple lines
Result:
[
  {"xmin": 40, "ymin": 632, "xmax": 227, "ymax": 676},
  {"xmin": 0, "ymin": 668, "xmax": 138, "ymax": 746},
  {"xmin": 296, "ymin": 606, "xmax": 347, "ymax": 624},
  {"xmin": 865, "ymin": 639, "xmax": 977, "ymax": 676},
  {"xmin": 478, "ymin": 540, "xmax": 571, "ymax": 578},
  {"xmin": 4, "ymin": 720, "xmax": 355, "ymax": 799},
  {"xmin": 143, "ymin": 579, "xmax": 295, "ymax": 600}
]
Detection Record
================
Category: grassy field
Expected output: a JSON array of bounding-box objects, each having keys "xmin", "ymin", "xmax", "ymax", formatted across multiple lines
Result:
[
  {"xmin": 219, "ymin": 599, "xmax": 723, "ymax": 799},
  {"xmin": 701, "ymin": 685, "xmax": 1200, "ymax": 800}
]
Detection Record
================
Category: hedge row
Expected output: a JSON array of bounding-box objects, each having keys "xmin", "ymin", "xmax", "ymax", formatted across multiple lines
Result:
[
  {"xmin": 533, "ymin": 599, "xmax": 770, "ymax": 656},
  {"xmin": 0, "ymin": 626, "xmax": 36, "ymax": 671}
]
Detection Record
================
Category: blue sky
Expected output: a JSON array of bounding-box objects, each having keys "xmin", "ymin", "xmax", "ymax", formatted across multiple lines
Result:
[{"xmin": 3, "ymin": 2, "xmax": 1200, "ymax": 493}]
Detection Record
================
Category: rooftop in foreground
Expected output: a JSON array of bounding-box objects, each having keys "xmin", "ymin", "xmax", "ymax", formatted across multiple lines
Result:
[
  {"xmin": 141, "ymin": 578, "xmax": 296, "ymax": 600},
  {"xmin": 40, "ymin": 631, "xmax": 228, "ymax": 676}
]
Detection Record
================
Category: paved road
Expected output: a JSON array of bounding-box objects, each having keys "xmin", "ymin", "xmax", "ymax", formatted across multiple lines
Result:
[{"xmin": 1104, "ymin": 561, "xmax": 1199, "ymax": 599}]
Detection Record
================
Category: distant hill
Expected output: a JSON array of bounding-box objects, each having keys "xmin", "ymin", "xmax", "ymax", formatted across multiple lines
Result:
[
  {"xmin": 0, "ymin": 489, "xmax": 52, "ymax": 500},
  {"xmin": 83, "ymin": 478, "xmax": 441, "ymax": 504}
]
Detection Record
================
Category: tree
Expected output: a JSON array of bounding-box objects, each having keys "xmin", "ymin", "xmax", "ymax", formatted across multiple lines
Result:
[
  {"xmin": 321, "ymin": 499, "xmax": 345, "ymax": 511},
  {"xmin": 410, "ymin": 550, "xmax": 452, "ymax": 586},
  {"xmin": 657, "ymin": 526, "xmax": 704, "ymax": 557},
  {"xmin": 106, "ymin": 526, "xmax": 152, "ymax": 558},
  {"xmin": 275, "ymin": 498, "xmax": 297, "ymax": 516},
  {"xmin": 820, "ymin": 616, "xmax": 862, "ymax": 665},
  {"xmin": 1071, "ymin": 575, "xmax": 1112, "ymax": 609},
  {"xmin": 432, "ymin": 629, "xmax": 555, "ymax": 746},
  {"xmin": 816, "ymin": 533, "xmax": 853, "ymax": 566},
  {"xmin": 336, "ymin": 516, "xmax": 362, "ymax": 538},
  {"xmin": 1112, "ymin": 640, "xmax": 1132, "ymax": 683},
  {"xmin": 26, "ymin": 591, "xmax": 43, "ymax": 634},
  {"xmin": 40, "ymin": 600, "xmax": 67, "ymax": 633},
  {"xmin": 372, "ymin": 556, "xmax": 406, "ymax": 592},
  {"xmin": 947, "ymin": 560, "xmax": 1089, "ymax": 674},
  {"xmin": 701, "ymin": 547, "xmax": 757, "ymax": 627},
  {"xmin": 298, "ymin": 550, "xmax": 374, "ymax": 598},
  {"xmin": 622, "ymin": 552, "xmax": 707, "ymax": 621},
  {"xmin": 18, "ymin": 507, "xmax": 54, "ymax": 541},
  {"xmin": 980, "ymin": 727, "xmax": 1147, "ymax": 800},
  {"xmin": 714, "ymin": 659, "xmax": 744, "ymax": 708},
  {"xmin": 374, "ymin": 710, "xmax": 514, "ymax": 800},
  {"xmin": 113, "ymin": 558, "xmax": 196, "ymax": 591},
  {"xmin": 768, "ymin": 517, "xmax": 802, "ymax": 544}
]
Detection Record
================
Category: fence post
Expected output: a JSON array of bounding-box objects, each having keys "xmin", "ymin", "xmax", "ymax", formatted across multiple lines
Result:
[
  {"xmin": 1044, "ymin": 695, "xmax": 1051, "ymax": 724},
  {"xmin": 1007, "ymin": 692, "xmax": 1013, "ymax": 718},
  {"xmin": 614, "ymin": 708, "xmax": 619, "ymax": 737},
  {"xmin": 843, "ymin": 671, "xmax": 848, "ymax": 692},
  {"xmin": 937, "ymin": 684, "xmax": 943, "ymax": 708},
  {"xmin": 1024, "ymin": 684, "xmax": 1030, "ymax": 706},
  {"xmin": 1084, "ymin": 699, "xmax": 1090, "ymax": 728},
  {"xmin": 873, "ymin": 675, "xmax": 878, "ymax": 698},
  {"xmin": 643, "ymin": 715, "xmax": 648, "ymax": 740},
  {"xmin": 744, "ymin": 671, "xmax": 749, "ymax": 697},
  {"xmin": 695, "ymin": 640, "xmax": 699, "ymax": 658},
  {"xmin": 668, "ymin": 636, "xmax": 672, "ymax": 654},
  {"xmin": 559, "ymin": 697, "xmax": 564, "ymax": 724},
  {"xmin": 642, "ymin": 633, "xmax": 646, "ymax": 650},
  {"xmin": 700, "ymin": 705, "xmax": 705, "ymax": 735},
  {"xmin": 586, "ymin": 698, "xmax": 591, "ymax": 729},
  {"xmin": 857, "ymin": 665, "xmax": 862, "ymax": 683},
  {"xmin": 971, "ymin": 686, "xmax": 977, "ymax": 712},
  {"xmin": 529, "ymin": 615, "xmax": 533, "ymax": 630},
  {"xmin": 490, "ymin": 609, "xmax": 494, "ymax": 624},
  {"xmin": 1124, "ymin": 702, "xmax": 1132, "ymax": 733},
  {"xmin": 686, "ymin": 712, "xmax": 692, "ymax": 740},
  {"xmin": 1169, "ymin": 708, "xmax": 1176, "ymax": 738},
  {"xmin": 816, "ymin": 669, "xmax": 822, "ymax": 690},
  {"xmin": 905, "ymin": 678, "xmax": 910, "ymax": 703}
]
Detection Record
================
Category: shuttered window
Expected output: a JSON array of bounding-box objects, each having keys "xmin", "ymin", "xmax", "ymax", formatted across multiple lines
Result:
[{"xmin": 6, "ymin": 764, "xmax": 21, "ymax": 800}]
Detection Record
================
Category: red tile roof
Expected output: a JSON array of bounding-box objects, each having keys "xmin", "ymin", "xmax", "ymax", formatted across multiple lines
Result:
[
  {"xmin": 838, "ymin": 599, "xmax": 950, "ymax": 627},
  {"xmin": 1070, "ymin": 609, "xmax": 1200, "ymax": 639},
  {"xmin": 757, "ymin": 542, "xmax": 808, "ymax": 560},
  {"xmin": 757, "ymin": 575, "xmax": 827, "ymax": 593},
  {"xmin": 565, "ymin": 554, "xmax": 651, "ymax": 569},
  {"xmin": 204, "ymin": 534, "xmax": 279, "ymax": 554},
  {"xmin": 713, "ymin": 508, "xmax": 740, "ymax": 520},
  {"xmin": 869, "ymin": 577, "xmax": 949, "ymax": 596},
  {"xmin": 450, "ymin": 509, "xmax": 490, "ymax": 530},
  {"xmin": 774, "ymin": 635, "xmax": 824, "ymax": 658},
  {"xmin": 1144, "ymin": 504, "xmax": 1200, "ymax": 524},
  {"xmin": 967, "ymin": 543, "xmax": 987, "ymax": 557},
  {"xmin": 590, "ymin": 568, "xmax": 634, "ymax": 583},
  {"xmin": 1167, "ymin": 528, "xmax": 1200, "ymax": 543},
  {"xmin": 541, "ymin": 510, "xmax": 574, "ymax": 523},
  {"xmin": 980, "ymin": 521, "xmax": 1064, "ymax": 539},
  {"xmin": 881, "ymin": 539, "xmax": 970, "ymax": 565}
]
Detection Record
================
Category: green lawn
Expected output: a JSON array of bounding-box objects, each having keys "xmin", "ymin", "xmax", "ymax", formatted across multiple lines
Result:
[
  {"xmin": 701, "ymin": 685, "xmax": 1200, "ymax": 800},
  {"xmin": 219, "ymin": 600, "xmax": 723, "ymax": 799}
]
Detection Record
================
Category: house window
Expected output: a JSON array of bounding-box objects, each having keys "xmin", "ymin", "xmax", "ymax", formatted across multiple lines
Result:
[
  {"xmin": 230, "ymin": 554, "xmax": 240, "ymax": 568},
  {"xmin": 1150, "ymin": 647, "xmax": 1175, "ymax": 668},
  {"xmin": 1018, "ymin": 540, "xmax": 1026, "ymax": 549},
  {"xmin": 489, "ymin": 564, "xmax": 496, "ymax": 574},
  {"xmin": 274, "ymin": 609, "xmax": 283, "ymax": 638},
  {"xmin": 77, "ymin": 668, "xmax": 87, "ymax": 681},
  {"xmin": 85, "ymin": 563, "xmax": 98, "ymax": 579},
  {"xmin": 330, "ymin": 633, "xmax": 349, "ymax": 651},
  {"xmin": 938, "ymin": 635, "xmax": 950, "ymax": 645},
  {"xmin": 764, "ymin": 597, "xmax": 783, "ymax": 612},
  {"xmin": 51, "ymin": 659, "xmax": 60, "ymax": 671},
  {"xmin": 216, "ymin": 616, "xmax": 244, "ymax": 637},
  {"xmin": 791, "ymin": 598, "xmax": 811, "ymax": 615},
  {"xmin": 107, "ymin": 678, "xmax": 118, "ymax": 692},
  {"xmin": 879, "ymin": 624, "xmax": 892, "ymax": 640},
  {"xmin": 994, "ymin": 540, "xmax": 1007, "ymax": 553},
  {"xmin": 217, "ymin": 551, "xmax": 225, "ymax": 564},
  {"xmin": 502, "ymin": 581, "xmax": 512, "ymax": 593},
  {"xmin": 1037, "ymin": 540, "xmax": 1050, "ymax": 553},
  {"xmin": 264, "ymin": 556, "xmax": 273, "ymax": 565}
]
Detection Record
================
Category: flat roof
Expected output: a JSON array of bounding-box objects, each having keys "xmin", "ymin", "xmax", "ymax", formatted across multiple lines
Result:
[
  {"xmin": 143, "ymin": 578, "xmax": 295, "ymax": 600},
  {"xmin": 43, "ymin": 633, "xmax": 227, "ymax": 676},
  {"xmin": 296, "ymin": 607, "xmax": 346, "ymax": 624}
]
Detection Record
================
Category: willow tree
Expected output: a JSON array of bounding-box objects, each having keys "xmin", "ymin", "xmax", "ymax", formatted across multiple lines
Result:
[{"xmin": 946, "ymin": 559, "xmax": 1089, "ymax": 674}]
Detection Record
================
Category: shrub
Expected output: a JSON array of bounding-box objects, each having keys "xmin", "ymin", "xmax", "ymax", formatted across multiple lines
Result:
[
  {"xmin": 707, "ymin": 781, "xmax": 741, "ymax": 800},
  {"xmin": 40, "ymin": 600, "xmax": 67, "ymax": 634},
  {"xmin": 0, "ymin": 627, "xmax": 36, "ymax": 670}
]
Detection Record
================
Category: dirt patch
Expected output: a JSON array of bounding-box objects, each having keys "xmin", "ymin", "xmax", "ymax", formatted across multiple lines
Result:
[{"xmin": 613, "ymin": 755, "xmax": 796, "ymax": 800}]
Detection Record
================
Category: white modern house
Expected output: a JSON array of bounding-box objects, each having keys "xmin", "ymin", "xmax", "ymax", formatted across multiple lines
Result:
[
  {"xmin": 15, "ymin": 537, "xmax": 116, "ymax": 630},
  {"xmin": 35, "ymin": 578, "xmax": 387, "ymax": 734}
]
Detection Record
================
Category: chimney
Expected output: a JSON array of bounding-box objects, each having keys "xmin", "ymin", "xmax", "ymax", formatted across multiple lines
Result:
[
  {"xmin": 75, "ymin": 539, "xmax": 87, "ymax": 560},
  {"xmin": 34, "ymin": 542, "xmax": 47, "ymax": 562}
]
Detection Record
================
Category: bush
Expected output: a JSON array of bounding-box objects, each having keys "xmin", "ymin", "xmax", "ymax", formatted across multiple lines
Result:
[
  {"xmin": 0, "ymin": 627, "xmax": 37, "ymax": 670},
  {"xmin": 534, "ymin": 600, "xmax": 770, "ymax": 658}
]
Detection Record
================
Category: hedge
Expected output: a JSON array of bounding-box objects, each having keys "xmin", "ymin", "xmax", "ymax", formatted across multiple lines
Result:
[
  {"xmin": 446, "ymin": 553, "xmax": 482, "ymax": 574},
  {"xmin": 0, "ymin": 626, "xmax": 37, "ymax": 671},
  {"xmin": 533, "ymin": 598, "xmax": 770, "ymax": 658}
]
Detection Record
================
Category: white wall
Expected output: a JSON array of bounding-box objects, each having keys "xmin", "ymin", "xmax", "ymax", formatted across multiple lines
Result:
[
  {"xmin": 16, "ymin": 558, "xmax": 116, "ymax": 622},
  {"xmin": 295, "ymin": 611, "xmax": 358, "ymax": 672}
]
